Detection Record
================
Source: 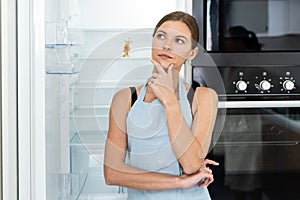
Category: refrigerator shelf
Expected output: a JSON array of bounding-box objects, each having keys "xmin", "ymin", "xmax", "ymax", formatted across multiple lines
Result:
[
  {"xmin": 76, "ymin": 193, "xmax": 127, "ymax": 200},
  {"xmin": 46, "ymin": 71, "xmax": 79, "ymax": 75},
  {"xmin": 72, "ymin": 56, "xmax": 150, "ymax": 60},
  {"xmin": 70, "ymin": 131, "xmax": 107, "ymax": 147},
  {"xmin": 45, "ymin": 43, "xmax": 80, "ymax": 48},
  {"xmin": 68, "ymin": 27, "xmax": 141, "ymax": 32},
  {"xmin": 69, "ymin": 105, "xmax": 110, "ymax": 115}
]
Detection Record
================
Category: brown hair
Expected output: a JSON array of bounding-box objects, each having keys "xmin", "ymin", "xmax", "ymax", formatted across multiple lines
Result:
[{"xmin": 153, "ymin": 11, "xmax": 199, "ymax": 49}]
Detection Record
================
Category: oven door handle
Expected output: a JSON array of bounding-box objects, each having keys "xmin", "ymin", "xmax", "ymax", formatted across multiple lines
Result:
[{"xmin": 218, "ymin": 100, "xmax": 300, "ymax": 108}]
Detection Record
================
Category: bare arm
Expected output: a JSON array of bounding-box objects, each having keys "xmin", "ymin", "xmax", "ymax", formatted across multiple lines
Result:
[
  {"xmin": 149, "ymin": 62, "xmax": 218, "ymax": 174},
  {"xmin": 163, "ymin": 87, "xmax": 218, "ymax": 174},
  {"xmin": 103, "ymin": 88, "xmax": 215, "ymax": 190}
]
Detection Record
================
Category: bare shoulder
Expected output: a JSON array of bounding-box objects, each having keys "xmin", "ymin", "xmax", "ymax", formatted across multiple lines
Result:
[
  {"xmin": 110, "ymin": 88, "xmax": 131, "ymax": 108},
  {"xmin": 110, "ymin": 85, "xmax": 143, "ymax": 110},
  {"xmin": 195, "ymin": 87, "xmax": 218, "ymax": 97},
  {"xmin": 195, "ymin": 87, "xmax": 218, "ymax": 106},
  {"xmin": 110, "ymin": 88, "xmax": 131, "ymax": 112}
]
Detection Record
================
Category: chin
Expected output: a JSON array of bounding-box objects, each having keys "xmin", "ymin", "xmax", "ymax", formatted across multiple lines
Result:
[{"xmin": 158, "ymin": 59, "xmax": 172, "ymax": 67}]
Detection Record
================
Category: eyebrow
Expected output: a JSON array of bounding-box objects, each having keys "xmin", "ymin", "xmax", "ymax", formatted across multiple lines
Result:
[
  {"xmin": 156, "ymin": 30, "xmax": 189, "ymax": 41},
  {"xmin": 176, "ymin": 35, "xmax": 188, "ymax": 41},
  {"xmin": 156, "ymin": 30, "xmax": 167, "ymax": 35}
]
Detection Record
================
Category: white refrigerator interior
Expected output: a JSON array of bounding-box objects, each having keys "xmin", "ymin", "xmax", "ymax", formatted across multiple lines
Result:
[{"xmin": 44, "ymin": 0, "xmax": 192, "ymax": 199}]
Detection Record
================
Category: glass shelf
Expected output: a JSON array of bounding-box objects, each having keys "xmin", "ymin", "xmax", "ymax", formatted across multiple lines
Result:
[
  {"xmin": 69, "ymin": 131, "xmax": 123, "ymax": 195},
  {"xmin": 70, "ymin": 80, "xmax": 146, "ymax": 89},
  {"xmin": 45, "ymin": 43, "xmax": 80, "ymax": 48},
  {"xmin": 46, "ymin": 71, "xmax": 79, "ymax": 75},
  {"xmin": 68, "ymin": 27, "xmax": 149, "ymax": 33},
  {"xmin": 45, "ymin": 43, "xmax": 81, "ymax": 74},
  {"xmin": 70, "ymin": 105, "xmax": 109, "ymax": 116},
  {"xmin": 72, "ymin": 56, "xmax": 150, "ymax": 60},
  {"xmin": 77, "ymin": 194, "xmax": 127, "ymax": 200},
  {"xmin": 70, "ymin": 131, "xmax": 107, "ymax": 147}
]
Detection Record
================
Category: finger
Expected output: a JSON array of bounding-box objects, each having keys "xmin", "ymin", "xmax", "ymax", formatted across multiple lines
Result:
[
  {"xmin": 150, "ymin": 79, "xmax": 159, "ymax": 84},
  {"xmin": 148, "ymin": 80, "xmax": 156, "ymax": 89},
  {"xmin": 206, "ymin": 174, "xmax": 214, "ymax": 183},
  {"xmin": 199, "ymin": 178, "xmax": 209, "ymax": 187},
  {"xmin": 151, "ymin": 72, "xmax": 159, "ymax": 79},
  {"xmin": 203, "ymin": 159, "xmax": 219, "ymax": 166},
  {"xmin": 148, "ymin": 78, "xmax": 153, "ymax": 84},
  {"xmin": 149, "ymin": 77, "xmax": 158, "ymax": 84},
  {"xmin": 167, "ymin": 64, "xmax": 174, "ymax": 79},
  {"xmin": 200, "ymin": 167, "xmax": 212, "ymax": 174},
  {"xmin": 198, "ymin": 182, "xmax": 206, "ymax": 187},
  {"xmin": 151, "ymin": 59, "xmax": 167, "ymax": 75},
  {"xmin": 198, "ymin": 176, "xmax": 213, "ymax": 187},
  {"xmin": 148, "ymin": 76, "xmax": 157, "ymax": 84},
  {"xmin": 196, "ymin": 170, "xmax": 212, "ymax": 179}
]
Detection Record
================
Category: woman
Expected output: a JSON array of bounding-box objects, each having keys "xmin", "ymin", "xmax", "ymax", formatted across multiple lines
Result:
[{"xmin": 104, "ymin": 11, "xmax": 219, "ymax": 199}]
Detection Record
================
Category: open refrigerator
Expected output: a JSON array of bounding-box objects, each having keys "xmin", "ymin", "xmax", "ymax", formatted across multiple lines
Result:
[{"xmin": 43, "ymin": 0, "xmax": 192, "ymax": 199}]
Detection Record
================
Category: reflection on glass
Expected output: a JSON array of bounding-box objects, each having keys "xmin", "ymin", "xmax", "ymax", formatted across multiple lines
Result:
[
  {"xmin": 224, "ymin": 26, "xmax": 261, "ymax": 52},
  {"xmin": 221, "ymin": 24, "xmax": 264, "ymax": 199},
  {"xmin": 206, "ymin": 0, "xmax": 300, "ymax": 51},
  {"xmin": 223, "ymin": 114, "xmax": 263, "ymax": 200},
  {"xmin": 215, "ymin": 107, "xmax": 300, "ymax": 200}
]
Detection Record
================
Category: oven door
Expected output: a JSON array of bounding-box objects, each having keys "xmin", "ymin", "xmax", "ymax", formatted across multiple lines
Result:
[
  {"xmin": 209, "ymin": 102, "xmax": 300, "ymax": 200},
  {"xmin": 193, "ymin": 0, "xmax": 300, "ymax": 52}
]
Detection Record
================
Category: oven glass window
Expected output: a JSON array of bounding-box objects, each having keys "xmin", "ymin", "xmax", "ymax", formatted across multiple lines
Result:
[
  {"xmin": 206, "ymin": 0, "xmax": 300, "ymax": 52},
  {"xmin": 208, "ymin": 107, "xmax": 300, "ymax": 199}
]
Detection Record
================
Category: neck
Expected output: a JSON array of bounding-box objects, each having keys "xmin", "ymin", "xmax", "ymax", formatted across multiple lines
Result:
[{"xmin": 172, "ymin": 73, "xmax": 179, "ymax": 92}]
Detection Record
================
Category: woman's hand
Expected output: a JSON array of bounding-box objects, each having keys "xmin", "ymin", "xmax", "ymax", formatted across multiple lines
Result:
[
  {"xmin": 198, "ymin": 159, "xmax": 219, "ymax": 187},
  {"xmin": 179, "ymin": 159, "xmax": 219, "ymax": 188},
  {"xmin": 179, "ymin": 168, "xmax": 213, "ymax": 189},
  {"xmin": 148, "ymin": 59, "xmax": 177, "ymax": 105},
  {"xmin": 202, "ymin": 159, "xmax": 219, "ymax": 167}
]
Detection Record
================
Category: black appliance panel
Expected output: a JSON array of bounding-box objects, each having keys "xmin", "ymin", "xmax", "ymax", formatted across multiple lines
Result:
[{"xmin": 193, "ymin": 65, "xmax": 300, "ymax": 101}]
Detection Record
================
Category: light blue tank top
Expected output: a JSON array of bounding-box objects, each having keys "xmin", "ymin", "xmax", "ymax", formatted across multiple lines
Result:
[{"xmin": 126, "ymin": 78, "xmax": 211, "ymax": 200}]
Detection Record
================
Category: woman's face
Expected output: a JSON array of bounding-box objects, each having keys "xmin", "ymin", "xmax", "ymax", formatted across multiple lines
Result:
[{"xmin": 152, "ymin": 20, "xmax": 198, "ymax": 72}]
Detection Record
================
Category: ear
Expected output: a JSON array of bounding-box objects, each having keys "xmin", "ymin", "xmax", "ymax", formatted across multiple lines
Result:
[{"xmin": 187, "ymin": 47, "xmax": 199, "ymax": 61}]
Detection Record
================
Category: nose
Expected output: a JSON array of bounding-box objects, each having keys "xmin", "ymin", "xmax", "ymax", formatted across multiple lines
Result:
[
  {"xmin": 163, "ymin": 39, "xmax": 172, "ymax": 51},
  {"xmin": 163, "ymin": 45, "xmax": 171, "ymax": 51}
]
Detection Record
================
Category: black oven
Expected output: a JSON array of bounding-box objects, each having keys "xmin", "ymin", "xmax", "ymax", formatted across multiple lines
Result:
[
  {"xmin": 192, "ymin": 1, "xmax": 300, "ymax": 199},
  {"xmin": 208, "ymin": 105, "xmax": 300, "ymax": 200},
  {"xmin": 193, "ymin": 0, "xmax": 300, "ymax": 52},
  {"xmin": 193, "ymin": 65, "xmax": 300, "ymax": 200}
]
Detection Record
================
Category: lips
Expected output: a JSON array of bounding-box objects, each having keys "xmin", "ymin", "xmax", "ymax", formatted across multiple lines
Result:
[{"xmin": 158, "ymin": 53, "xmax": 173, "ymax": 59}]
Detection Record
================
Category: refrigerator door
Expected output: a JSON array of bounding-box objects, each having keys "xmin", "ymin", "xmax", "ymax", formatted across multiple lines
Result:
[
  {"xmin": 17, "ymin": 0, "xmax": 46, "ymax": 199},
  {"xmin": 2, "ymin": 0, "xmax": 191, "ymax": 199},
  {"xmin": 1, "ymin": 0, "xmax": 18, "ymax": 199}
]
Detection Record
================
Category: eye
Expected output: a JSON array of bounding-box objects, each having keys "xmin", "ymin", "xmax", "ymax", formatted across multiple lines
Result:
[
  {"xmin": 176, "ymin": 38, "xmax": 185, "ymax": 44},
  {"xmin": 156, "ymin": 33, "xmax": 166, "ymax": 40}
]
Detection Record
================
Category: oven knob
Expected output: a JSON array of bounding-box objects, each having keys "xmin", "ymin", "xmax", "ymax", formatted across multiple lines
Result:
[
  {"xmin": 283, "ymin": 80, "xmax": 295, "ymax": 90},
  {"xmin": 235, "ymin": 80, "xmax": 247, "ymax": 91},
  {"xmin": 259, "ymin": 80, "xmax": 271, "ymax": 91}
]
